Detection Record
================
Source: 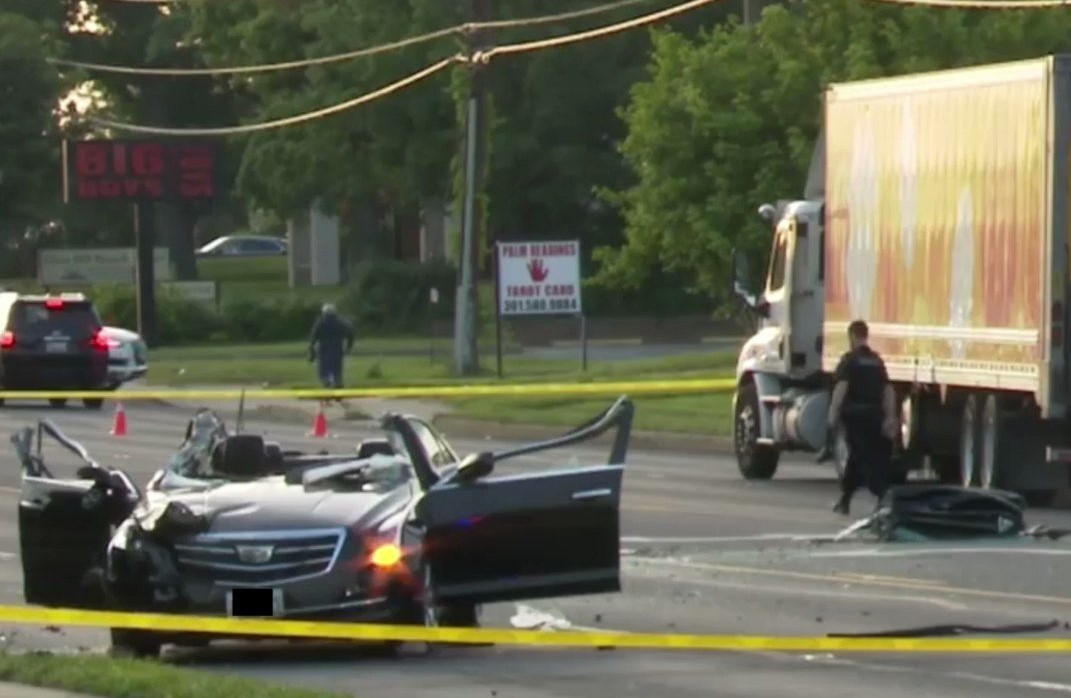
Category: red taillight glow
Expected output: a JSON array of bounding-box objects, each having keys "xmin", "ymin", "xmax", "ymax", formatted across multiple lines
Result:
[
  {"xmin": 0, "ymin": 332, "xmax": 13, "ymax": 349},
  {"xmin": 90, "ymin": 330, "xmax": 111, "ymax": 351},
  {"xmin": 45, "ymin": 298, "xmax": 64, "ymax": 309},
  {"xmin": 369, "ymin": 543, "xmax": 403, "ymax": 568}
]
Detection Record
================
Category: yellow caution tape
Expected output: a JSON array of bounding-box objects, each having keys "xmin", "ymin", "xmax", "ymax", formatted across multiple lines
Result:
[
  {"xmin": 0, "ymin": 378, "xmax": 737, "ymax": 401},
  {"xmin": 0, "ymin": 605, "xmax": 1068, "ymax": 652}
]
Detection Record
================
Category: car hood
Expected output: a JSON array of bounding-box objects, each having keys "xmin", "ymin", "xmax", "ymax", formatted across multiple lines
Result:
[{"xmin": 147, "ymin": 477, "xmax": 414, "ymax": 534}]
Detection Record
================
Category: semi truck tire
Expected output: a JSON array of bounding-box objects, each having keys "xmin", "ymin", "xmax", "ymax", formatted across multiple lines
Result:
[{"xmin": 734, "ymin": 381, "xmax": 779, "ymax": 480}]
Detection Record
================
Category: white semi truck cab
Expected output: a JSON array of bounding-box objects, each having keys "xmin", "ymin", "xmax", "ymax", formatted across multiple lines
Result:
[{"xmin": 729, "ymin": 200, "xmax": 839, "ymax": 482}]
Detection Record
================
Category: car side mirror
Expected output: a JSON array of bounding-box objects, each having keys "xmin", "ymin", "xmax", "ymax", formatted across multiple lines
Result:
[
  {"xmin": 455, "ymin": 451, "xmax": 494, "ymax": 483},
  {"xmin": 731, "ymin": 248, "xmax": 761, "ymax": 311}
]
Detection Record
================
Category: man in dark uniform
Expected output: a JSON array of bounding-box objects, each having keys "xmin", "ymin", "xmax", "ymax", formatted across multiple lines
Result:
[
  {"xmin": 308, "ymin": 303, "xmax": 355, "ymax": 389},
  {"xmin": 819, "ymin": 320, "xmax": 898, "ymax": 515}
]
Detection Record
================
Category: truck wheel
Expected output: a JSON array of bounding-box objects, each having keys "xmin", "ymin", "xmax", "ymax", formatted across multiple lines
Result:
[
  {"xmin": 959, "ymin": 395, "xmax": 981, "ymax": 487},
  {"xmin": 929, "ymin": 456, "xmax": 960, "ymax": 484},
  {"xmin": 979, "ymin": 393, "xmax": 1002, "ymax": 490},
  {"xmin": 733, "ymin": 382, "xmax": 779, "ymax": 480}
]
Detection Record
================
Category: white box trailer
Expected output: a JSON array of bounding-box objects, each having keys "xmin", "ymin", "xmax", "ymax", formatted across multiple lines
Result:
[{"xmin": 729, "ymin": 55, "xmax": 1071, "ymax": 504}]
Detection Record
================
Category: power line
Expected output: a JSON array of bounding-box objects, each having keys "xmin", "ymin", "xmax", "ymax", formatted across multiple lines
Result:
[
  {"xmin": 85, "ymin": 55, "xmax": 465, "ymax": 136},
  {"xmin": 83, "ymin": 0, "xmax": 725, "ymax": 137},
  {"xmin": 870, "ymin": 0, "xmax": 1071, "ymax": 6},
  {"xmin": 50, "ymin": 0, "xmax": 658, "ymax": 77},
  {"xmin": 49, "ymin": 27, "xmax": 458, "ymax": 77},
  {"xmin": 476, "ymin": 0, "xmax": 722, "ymax": 62}
]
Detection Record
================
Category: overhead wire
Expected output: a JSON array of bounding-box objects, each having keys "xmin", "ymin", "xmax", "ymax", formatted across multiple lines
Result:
[
  {"xmin": 475, "ymin": 0, "xmax": 720, "ymax": 63},
  {"xmin": 50, "ymin": 0, "xmax": 658, "ymax": 77},
  {"xmin": 86, "ymin": 55, "xmax": 465, "ymax": 136},
  {"xmin": 869, "ymin": 0, "xmax": 1071, "ymax": 6},
  {"xmin": 83, "ymin": 0, "xmax": 724, "ymax": 136}
]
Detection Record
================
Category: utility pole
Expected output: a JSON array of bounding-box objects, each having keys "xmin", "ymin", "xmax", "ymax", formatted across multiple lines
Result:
[{"xmin": 454, "ymin": 0, "xmax": 489, "ymax": 376}]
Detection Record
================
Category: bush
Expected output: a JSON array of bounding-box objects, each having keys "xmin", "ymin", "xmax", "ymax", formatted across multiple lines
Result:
[
  {"xmin": 219, "ymin": 295, "xmax": 321, "ymax": 343},
  {"xmin": 581, "ymin": 271, "xmax": 715, "ymax": 317},
  {"xmin": 93, "ymin": 284, "xmax": 223, "ymax": 344},
  {"xmin": 340, "ymin": 259, "xmax": 457, "ymax": 334}
]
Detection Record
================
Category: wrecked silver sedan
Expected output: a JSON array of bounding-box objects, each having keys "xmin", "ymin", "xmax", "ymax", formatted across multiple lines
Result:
[{"xmin": 14, "ymin": 397, "xmax": 633, "ymax": 658}]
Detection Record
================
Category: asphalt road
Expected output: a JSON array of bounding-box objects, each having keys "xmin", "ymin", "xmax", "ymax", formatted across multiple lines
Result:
[{"xmin": 0, "ymin": 400, "xmax": 1070, "ymax": 697}]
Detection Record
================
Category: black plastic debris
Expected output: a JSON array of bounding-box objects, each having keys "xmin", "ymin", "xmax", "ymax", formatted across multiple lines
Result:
[
  {"xmin": 829, "ymin": 620, "xmax": 1060, "ymax": 639},
  {"xmin": 825, "ymin": 484, "xmax": 1069, "ymax": 543}
]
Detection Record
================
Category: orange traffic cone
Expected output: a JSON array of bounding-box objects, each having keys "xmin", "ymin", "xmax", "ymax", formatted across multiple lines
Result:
[
  {"xmin": 111, "ymin": 402, "xmax": 127, "ymax": 437},
  {"xmin": 308, "ymin": 402, "xmax": 328, "ymax": 438}
]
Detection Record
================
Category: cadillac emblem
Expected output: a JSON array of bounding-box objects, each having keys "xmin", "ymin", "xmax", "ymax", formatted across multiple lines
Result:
[{"xmin": 235, "ymin": 545, "xmax": 274, "ymax": 564}]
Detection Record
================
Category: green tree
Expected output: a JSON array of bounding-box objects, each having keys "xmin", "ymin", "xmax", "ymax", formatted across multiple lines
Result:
[
  {"xmin": 0, "ymin": 13, "xmax": 62, "ymax": 233},
  {"xmin": 187, "ymin": 0, "xmax": 461, "ymax": 268},
  {"xmin": 602, "ymin": 0, "xmax": 1071, "ymax": 310}
]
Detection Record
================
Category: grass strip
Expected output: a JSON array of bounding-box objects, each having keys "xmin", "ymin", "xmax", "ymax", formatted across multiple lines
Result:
[
  {"xmin": 445, "ymin": 392, "xmax": 735, "ymax": 437},
  {"xmin": 0, "ymin": 651, "xmax": 350, "ymax": 698},
  {"xmin": 145, "ymin": 347, "xmax": 737, "ymax": 389}
]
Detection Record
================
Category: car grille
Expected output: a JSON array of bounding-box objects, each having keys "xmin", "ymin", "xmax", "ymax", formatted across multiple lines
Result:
[{"xmin": 172, "ymin": 529, "xmax": 346, "ymax": 586}]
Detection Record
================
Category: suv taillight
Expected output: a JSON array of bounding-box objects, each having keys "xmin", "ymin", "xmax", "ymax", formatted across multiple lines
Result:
[
  {"xmin": 90, "ymin": 330, "xmax": 111, "ymax": 351},
  {"xmin": 0, "ymin": 332, "xmax": 13, "ymax": 349}
]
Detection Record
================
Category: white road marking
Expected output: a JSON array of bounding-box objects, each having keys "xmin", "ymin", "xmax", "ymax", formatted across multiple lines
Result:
[
  {"xmin": 809, "ymin": 547, "xmax": 1071, "ymax": 559},
  {"xmin": 624, "ymin": 568, "xmax": 970, "ymax": 610},
  {"xmin": 621, "ymin": 533, "xmax": 832, "ymax": 544},
  {"xmin": 533, "ymin": 605, "xmax": 1071, "ymax": 694},
  {"xmin": 812, "ymin": 654, "xmax": 1071, "ymax": 694}
]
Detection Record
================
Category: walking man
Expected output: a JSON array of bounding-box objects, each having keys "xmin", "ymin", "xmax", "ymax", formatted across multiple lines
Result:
[
  {"xmin": 821, "ymin": 320, "xmax": 898, "ymax": 515},
  {"xmin": 308, "ymin": 303, "xmax": 355, "ymax": 390}
]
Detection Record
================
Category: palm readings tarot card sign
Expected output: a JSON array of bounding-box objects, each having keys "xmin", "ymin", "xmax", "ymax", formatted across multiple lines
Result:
[
  {"xmin": 496, "ymin": 240, "xmax": 583, "ymax": 316},
  {"xmin": 62, "ymin": 139, "xmax": 222, "ymax": 202}
]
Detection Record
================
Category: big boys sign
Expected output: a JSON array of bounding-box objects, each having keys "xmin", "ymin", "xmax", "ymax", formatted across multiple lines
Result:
[{"xmin": 496, "ymin": 240, "xmax": 582, "ymax": 316}]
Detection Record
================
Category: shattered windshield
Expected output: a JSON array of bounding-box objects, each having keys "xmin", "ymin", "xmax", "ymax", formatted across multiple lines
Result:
[{"xmin": 164, "ymin": 410, "xmax": 226, "ymax": 479}]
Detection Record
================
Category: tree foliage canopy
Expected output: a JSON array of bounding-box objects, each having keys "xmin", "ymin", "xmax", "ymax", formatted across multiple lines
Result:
[
  {"xmin": 601, "ymin": 0, "xmax": 1071, "ymax": 308},
  {"xmin": 10, "ymin": 0, "xmax": 1071, "ymax": 314}
]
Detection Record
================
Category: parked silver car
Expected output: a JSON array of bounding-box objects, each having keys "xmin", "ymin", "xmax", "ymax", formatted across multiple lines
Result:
[{"xmin": 100, "ymin": 326, "xmax": 148, "ymax": 388}]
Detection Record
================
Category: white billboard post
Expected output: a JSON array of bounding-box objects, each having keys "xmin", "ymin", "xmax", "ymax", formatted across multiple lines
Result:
[{"xmin": 494, "ymin": 239, "xmax": 584, "ymax": 376}]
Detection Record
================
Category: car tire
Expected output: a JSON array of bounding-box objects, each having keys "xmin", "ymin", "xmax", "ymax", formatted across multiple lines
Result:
[
  {"xmin": 109, "ymin": 628, "xmax": 162, "ymax": 659},
  {"xmin": 83, "ymin": 398, "xmax": 104, "ymax": 410},
  {"xmin": 417, "ymin": 563, "xmax": 486, "ymax": 650},
  {"xmin": 48, "ymin": 398, "xmax": 67, "ymax": 409}
]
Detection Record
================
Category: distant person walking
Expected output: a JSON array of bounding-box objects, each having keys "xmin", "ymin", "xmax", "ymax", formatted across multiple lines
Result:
[{"xmin": 308, "ymin": 304, "xmax": 354, "ymax": 389}]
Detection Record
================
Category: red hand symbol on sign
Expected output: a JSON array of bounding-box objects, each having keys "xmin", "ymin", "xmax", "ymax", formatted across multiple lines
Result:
[{"xmin": 527, "ymin": 259, "xmax": 549, "ymax": 282}]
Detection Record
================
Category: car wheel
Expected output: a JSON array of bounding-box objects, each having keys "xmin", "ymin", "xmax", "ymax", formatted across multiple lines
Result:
[
  {"xmin": 109, "ymin": 628, "xmax": 162, "ymax": 659},
  {"xmin": 83, "ymin": 398, "xmax": 104, "ymax": 410},
  {"xmin": 48, "ymin": 398, "xmax": 67, "ymax": 409}
]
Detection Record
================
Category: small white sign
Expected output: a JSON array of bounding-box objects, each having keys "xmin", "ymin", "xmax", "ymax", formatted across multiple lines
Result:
[
  {"xmin": 496, "ymin": 240, "xmax": 582, "ymax": 316},
  {"xmin": 38, "ymin": 247, "xmax": 173, "ymax": 286},
  {"xmin": 164, "ymin": 280, "xmax": 218, "ymax": 305}
]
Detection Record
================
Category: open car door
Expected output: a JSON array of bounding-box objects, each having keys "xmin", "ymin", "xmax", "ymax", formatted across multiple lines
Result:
[
  {"xmin": 418, "ymin": 463, "xmax": 623, "ymax": 606},
  {"xmin": 413, "ymin": 397, "xmax": 633, "ymax": 607},
  {"xmin": 14, "ymin": 420, "xmax": 138, "ymax": 608}
]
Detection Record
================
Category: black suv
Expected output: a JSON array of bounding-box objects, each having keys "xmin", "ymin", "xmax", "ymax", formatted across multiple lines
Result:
[{"xmin": 0, "ymin": 292, "xmax": 111, "ymax": 409}]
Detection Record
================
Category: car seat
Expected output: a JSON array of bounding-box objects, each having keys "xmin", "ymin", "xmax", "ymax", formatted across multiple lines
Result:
[{"xmin": 213, "ymin": 434, "xmax": 269, "ymax": 478}]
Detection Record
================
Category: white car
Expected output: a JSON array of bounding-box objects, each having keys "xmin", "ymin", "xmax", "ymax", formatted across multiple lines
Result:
[{"xmin": 100, "ymin": 326, "xmax": 147, "ymax": 389}]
